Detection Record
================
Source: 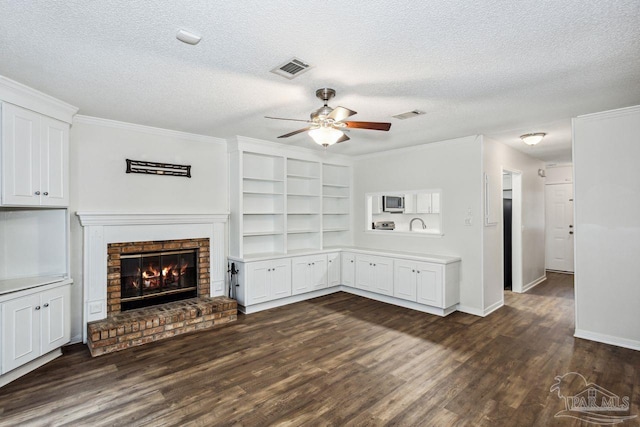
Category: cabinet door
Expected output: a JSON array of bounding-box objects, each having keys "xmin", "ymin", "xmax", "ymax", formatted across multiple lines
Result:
[
  {"xmin": 394, "ymin": 260, "xmax": 417, "ymax": 301},
  {"xmin": 270, "ymin": 259, "xmax": 292, "ymax": 300},
  {"xmin": 291, "ymin": 256, "xmax": 312, "ymax": 295},
  {"xmin": 355, "ymin": 256, "xmax": 374, "ymax": 291},
  {"xmin": 1, "ymin": 293, "xmax": 41, "ymax": 374},
  {"xmin": 310, "ymin": 255, "xmax": 328, "ymax": 290},
  {"xmin": 416, "ymin": 262, "xmax": 443, "ymax": 307},
  {"xmin": 416, "ymin": 193, "xmax": 432, "ymax": 213},
  {"xmin": 403, "ymin": 194, "xmax": 416, "ymax": 214},
  {"xmin": 431, "ymin": 193, "xmax": 440, "ymax": 214},
  {"xmin": 40, "ymin": 285, "xmax": 71, "ymax": 354},
  {"xmin": 372, "ymin": 257, "xmax": 394, "ymax": 296},
  {"xmin": 327, "ymin": 252, "xmax": 341, "ymax": 287},
  {"xmin": 341, "ymin": 252, "xmax": 355, "ymax": 287},
  {"xmin": 246, "ymin": 261, "xmax": 271, "ymax": 304},
  {"xmin": 40, "ymin": 117, "xmax": 69, "ymax": 207},
  {"xmin": 1, "ymin": 103, "xmax": 41, "ymax": 206}
]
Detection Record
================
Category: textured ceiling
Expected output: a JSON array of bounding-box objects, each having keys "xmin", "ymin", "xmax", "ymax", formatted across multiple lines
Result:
[{"xmin": 1, "ymin": 0, "xmax": 639, "ymax": 160}]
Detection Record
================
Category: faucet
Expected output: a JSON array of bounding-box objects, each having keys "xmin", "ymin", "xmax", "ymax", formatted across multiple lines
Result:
[{"xmin": 410, "ymin": 218, "xmax": 427, "ymax": 231}]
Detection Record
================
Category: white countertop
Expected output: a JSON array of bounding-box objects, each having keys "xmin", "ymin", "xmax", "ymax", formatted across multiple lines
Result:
[
  {"xmin": 0, "ymin": 275, "xmax": 69, "ymax": 296},
  {"xmin": 229, "ymin": 246, "xmax": 461, "ymax": 264}
]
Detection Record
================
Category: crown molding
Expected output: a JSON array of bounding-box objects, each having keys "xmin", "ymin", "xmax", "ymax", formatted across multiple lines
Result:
[
  {"xmin": 75, "ymin": 212, "xmax": 229, "ymax": 227},
  {"xmin": 576, "ymin": 104, "xmax": 640, "ymax": 122},
  {"xmin": 0, "ymin": 75, "xmax": 78, "ymax": 124},
  {"xmin": 73, "ymin": 115, "xmax": 227, "ymax": 145}
]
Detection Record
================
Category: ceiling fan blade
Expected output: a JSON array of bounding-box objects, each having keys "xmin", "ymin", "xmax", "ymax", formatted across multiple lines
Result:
[
  {"xmin": 327, "ymin": 106, "xmax": 357, "ymax": 122},
  {"xmin": 265, "ymin": 116, "xmax": 313, "ymax": 123},
  {"xmin": 336, "ymin": 134, "xmax": 350, "ymax": 144},
  {"xmin": 344, "ymin": 121, "xmax": 391, "ymax": 131},
  {"xmin": 278, "ymin": 127, "xmax": 313, "ymax": 138}
]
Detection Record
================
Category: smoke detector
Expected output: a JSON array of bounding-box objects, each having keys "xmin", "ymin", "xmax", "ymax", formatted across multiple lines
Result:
[
  {"xmin": 392, "ymin": 110, "xmax": 426, "ymax": 120},
  {"xmin": 270, "ymin": 57, "xmax": 312, "ymax": 79}
]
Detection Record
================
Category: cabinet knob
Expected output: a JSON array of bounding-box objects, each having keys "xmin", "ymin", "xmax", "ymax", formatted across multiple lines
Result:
[
  {"xmin": 417, "ymin": 271, "xmax": 421, "ymax": 274},
  {"xmin": 373, "ymin": 264, "xmax": 376, "ymax": 267},
  {"xmin": 35, "ymin": 191, "xmax": 41, "ymax": 195},
  {"xmin": 43, "ymin": 192, "xmax": 49, "ymax": 196},
  {"xmin": 267, "ymin": 268, "xmax": 271, "ymax": 272},
  {"xmin": 569, "ymin": 231, "xmax": 573, "ymax": 235},
  {"xmin": 351, "ymin": 260, "xmax": 354, "ymax": 263},
  {"xmin": 312, "ymin": 262, "xmax": 315, "ymax": 265},
  {"xmin": 412, "ymin": 269, "xmax": 415, "ymax": 272},
  {"xmin": 35, "ymin": 306, "xmax": 41, "ymax": 310},
  {"xmin": 329, "ymin": 260, "xmax": 332, "ymax": 263},
  {"xmin": 44, "ymin": 303, "xmax": 49, "ymax": 308}
]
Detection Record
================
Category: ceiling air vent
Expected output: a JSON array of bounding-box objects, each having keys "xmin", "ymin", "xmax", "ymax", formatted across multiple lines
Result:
[
  {"xmin": 392, "ymin": 110, "xmax": 426, "ymax": 120},
  {"xmin": 270, "ymin": 57, "xmax": 312, "ymax": 79}
]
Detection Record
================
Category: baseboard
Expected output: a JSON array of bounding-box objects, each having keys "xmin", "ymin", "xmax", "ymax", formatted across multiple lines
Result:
[
  {"xmin": 0, "ymin": 349, "xmax": 62, "ymax": 388},
  {"xmin": 239, "ymin": 287, "xmax": 341, "ymax": 314},
  {"xmin": 483, "ymin": 300, "xmax": 503, "ymax": 316},
  {"xmin": 574, "ymin": 329, "xmax": 640, "ymax": 351},
  {"xmin": 456, "ymin": 305, "xmax": 484, "ymax": 317},
  {"xmin": 522, "ymin": 275, "xmax": 547, "ymax": 293}
]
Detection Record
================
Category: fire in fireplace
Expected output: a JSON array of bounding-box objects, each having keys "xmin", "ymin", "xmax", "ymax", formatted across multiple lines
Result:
[{"xmin": 120, "ymin": 249, "xmax": 198, "ymax": 311}]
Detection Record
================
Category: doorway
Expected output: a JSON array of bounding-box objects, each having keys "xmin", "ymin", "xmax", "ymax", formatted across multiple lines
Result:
[
  {"xmin": 503, "ymin": 169, "xmax": 523, "ymax": 292},
  {"xmin": 545, "ymin": 183, "xmax": 574, "ymax": 272}
]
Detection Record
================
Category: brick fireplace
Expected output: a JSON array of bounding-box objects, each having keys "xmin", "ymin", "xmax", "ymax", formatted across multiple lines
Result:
[{"xmin": 77, "ymin": 213, "xmax": 229, "ymax": 343}]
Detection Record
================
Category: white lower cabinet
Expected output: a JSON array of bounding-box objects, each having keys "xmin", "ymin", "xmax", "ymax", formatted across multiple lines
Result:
[
  {"xmin": 327, "ymin": 252, "xmax": 341, "ymax": 287},
  {"xmin": 355, "ymin": 254, "xmax": 393, "ymax": 296},
  {"xmin": 393, "ymin": 260, "xmax": 458, "ymax": 309},
  {"xmin": 244, "ymin": 258, "xmax": 292, "ymax": 305},
  {"xmin": 291, "ymin": 254, "xmax": 328, "ymax": 295},
  {"xmin": 1, "ymin": 282, "xmax": 71, "ymax": 374},
  {"xmin": 341, "ymin": 252, "xmax": 355, "ymax": 287}
]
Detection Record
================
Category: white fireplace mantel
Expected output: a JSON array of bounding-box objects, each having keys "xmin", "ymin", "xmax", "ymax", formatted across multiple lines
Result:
[{"xmin": 76, "ymin": 212, "xmax": 228, "ymax": 342}]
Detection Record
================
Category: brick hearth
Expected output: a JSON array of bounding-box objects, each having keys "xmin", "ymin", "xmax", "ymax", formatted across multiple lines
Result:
[{"xmin": 87, "ymin": 296, "xmax": 237, "ymax": 356}]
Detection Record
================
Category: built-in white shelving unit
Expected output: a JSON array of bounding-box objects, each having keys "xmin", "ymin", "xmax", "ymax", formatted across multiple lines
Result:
[{"xmin": 229, "ymin": 137, "xmax": 352, "ymax": 259}]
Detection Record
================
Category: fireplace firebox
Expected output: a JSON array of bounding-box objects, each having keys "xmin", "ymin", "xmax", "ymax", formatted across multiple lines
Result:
[{"xmin": 120, "ymin": 249, "xmax": 198, "ymax": 311}]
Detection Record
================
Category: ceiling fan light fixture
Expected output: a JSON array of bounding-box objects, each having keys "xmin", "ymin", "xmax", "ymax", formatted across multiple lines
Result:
[
  {"xmin": 309, "ymin": 127, "xmax": 343, "ymax": 147},
  {"xmin": 520, "ymin": 132, "xmax": 546, "ymax": 146}
]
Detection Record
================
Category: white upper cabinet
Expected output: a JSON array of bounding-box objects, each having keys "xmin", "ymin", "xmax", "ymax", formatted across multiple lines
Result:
[{"xmin": 1, "ymin": 103, "xmax": 69, "ymax": 207}]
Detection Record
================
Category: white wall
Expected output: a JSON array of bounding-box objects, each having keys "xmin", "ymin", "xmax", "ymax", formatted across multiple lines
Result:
[
  {"xmin": 353, "ymin": 135, "xmax": 484, "ymax": 314},
  {"xmin": 573, "ymin": 105, "xmax": 640, "ymax": 350},
  {"xmin": 482, "ymin": 137, "xmax": 546, "ymax": 309},
  {"xmin": 68, "ymin": 117, "xmax": 228, "ymax": 341}
]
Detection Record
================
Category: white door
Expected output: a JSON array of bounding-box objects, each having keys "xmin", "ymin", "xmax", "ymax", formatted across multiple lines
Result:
[
  {"xmin": 1, "ymin": 103, "xmax": 41, "ymax": 206},
  {"xmin": 372, "ymin": 258, "xmax": 394, "ymax": 296},
  {"xmin": 2, "ymin": 293, "xmax": 41, "ymax": 374},
  {"xmin": 393, "ymin": 260, "xmax": 417, "ymax": 301},
  {"xmin": 341, "ymin": 253, "xmax": 355, "ymax": 287},
  {"xmin": 355, "ymin": 256, "xmax": 374, "ymax": 291},
  {"xmin": 41, "ymin": 285, "xmax": 71, "ymax": 354},
  {"xmin": 40, "ymin": 116, "xmax": 69, "ymax": 206},
  {"xmin": 416, "ymin": 262, "xmax": 443, "ymax": 307},
  {"xmin": 327, "ymin": 253, "xmax": 341, "ymax": 287},
  {"xmin": 291, "ymin": 256, "xmax": 312, "ymax": 295},
  {"xmin": 246, "ymin": 261, "xmax": 270, "ymax": 304},
  {"xmin": 270, "ymin": 259, "xmax": 292, "ymax": 300},
  {"xmin": 545, "ymin": 184, "xmax": 574, "ymax": 272}
]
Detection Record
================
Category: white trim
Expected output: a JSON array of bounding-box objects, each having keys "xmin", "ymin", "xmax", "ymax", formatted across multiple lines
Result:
[
  {"xmin": 364, "ymin": 230, "xmax": 444, "ymax": 237},
  {"xmin": 521, "ymin": 275, "xmax": 547, "ymax": 293},
  {"xmin": 239, "ymin": 287, "xmax": 340, "ymax": 314},
  {"xmin": 457, "ymin": 304, "xmax": 484, "ymax": 317},
  {"xmin": 228, "ymin": 135, "xmax": 353, "ymax": 164},
  {"xmin": 76, "ymin": 212, "xmax": 229, "ymax": 226},
  {"xmin": 0, "ymin": 349, "xmax": 62, "ymax": 388},
  {"xmin": 0, "ymin": 75, "xmax": 78, "ymax": 124},
  {"xmin": 483, "ymin": 300, "xmax": 503, "ymax": 316},
  {"xmin": 576, "ymin": 105, "xmax": 640, "ymax": 121},
  {"xmin": 574, "ymin": 329, "xmax": 640, "ymax": 351},
  {"xmin": 73, "ymin": 115, "xmax": 227, "ymax": 145}
]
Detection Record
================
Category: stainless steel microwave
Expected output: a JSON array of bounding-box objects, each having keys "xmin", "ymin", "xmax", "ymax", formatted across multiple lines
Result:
[{"xmin": 382, "ymin": 195, "xmax": 405, "ymax": 213}]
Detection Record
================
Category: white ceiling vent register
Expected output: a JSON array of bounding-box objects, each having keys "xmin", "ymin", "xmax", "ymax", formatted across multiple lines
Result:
[
  {"xmin": 392, "ymin": 110, "xmax": 426, "ymax": 120},
  {"xmin": 270, "ymin": 57, "xmax": 312, "ymax": 79}
]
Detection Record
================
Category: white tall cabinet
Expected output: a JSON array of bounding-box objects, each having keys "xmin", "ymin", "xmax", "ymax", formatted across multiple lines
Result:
[{"xmin": 0, "ymin": 76, "xmax": 77, "ymax": 387}]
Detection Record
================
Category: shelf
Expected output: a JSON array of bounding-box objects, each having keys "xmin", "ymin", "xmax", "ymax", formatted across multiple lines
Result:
[
  {"xmin": 244, "ymin": 191, "xmax": 284, "ymax": 195},
  {"xmin": 243, "ymin": 177, "xmax": 284, "ymax": 182},
  {"xmin": 0, "ymin": 275, "xmax": 68, "ymax": 296},
  {"xmin": 287, "ymin": 212, "xmax": 320, "ymax": 215},
  {"xmin": 243, "ymin": 231, "xmax": 283, "ymax": 237},
  {"xmin": 323, "ymin": 212, "xmax": 349, "ymax": 215},
  {"xmin": 322, "ymin": 195, "xmax": 349, "ymax": 199},
  {"xmin": 322, "ymin": 183, "xmax": 349, "ymax": 188},
  {"xmin": 287, "ymin": 193, "xmax": 320, "ymax": 197},
  {"xmin": 287, "ymin": 229, "xmax": 320, "ymax": 234},
  {"xmin": 323, "ymin": 228, "xmax": 349, "ymax": 232},
  {"xmin": 287, "ymin": 174, "xmax": 319, "ymax": 180},
  {"xmin": 243, "ymin": 212, "xmax": 284, "ymax": 215}
]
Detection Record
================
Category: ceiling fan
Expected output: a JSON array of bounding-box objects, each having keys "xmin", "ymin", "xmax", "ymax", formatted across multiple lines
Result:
[{"xmin": 265, "ymin": 88, "xmax": 391, "ymax": 147}]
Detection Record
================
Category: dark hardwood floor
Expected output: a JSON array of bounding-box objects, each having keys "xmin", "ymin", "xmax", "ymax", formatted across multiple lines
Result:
[{"xmin": 0, "ymin": 272, "xmax": 638, "ymax": 426}]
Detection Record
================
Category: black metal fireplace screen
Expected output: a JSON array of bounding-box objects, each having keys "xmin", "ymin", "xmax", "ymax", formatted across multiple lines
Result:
[{"xmin": 120, "ymin": 249, "xmax": 198, "ymax": 311}]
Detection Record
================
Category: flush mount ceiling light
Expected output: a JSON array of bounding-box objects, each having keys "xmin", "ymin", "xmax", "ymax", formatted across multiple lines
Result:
[
  {"xmin": 176, "ymin": 29, "xmax": 202, "ymax": 45},
  {"xmin": 308, "ymin": 126, "xmax": 344, "ymax": 147},
  {"xmin": 520, "ymin": 132, "xmax": 546, "ymax": 146}
]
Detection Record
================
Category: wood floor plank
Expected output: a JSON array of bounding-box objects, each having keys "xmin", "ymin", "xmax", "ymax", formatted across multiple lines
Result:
[{"xmin": 0, "ymin": 272, "xmax": 638, "ymax": 426}]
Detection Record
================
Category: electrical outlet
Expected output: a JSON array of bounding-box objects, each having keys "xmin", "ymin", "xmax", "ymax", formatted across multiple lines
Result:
[{"xmin": 465, "ymin": 217, "xmax": 473, "ymax": 226}]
